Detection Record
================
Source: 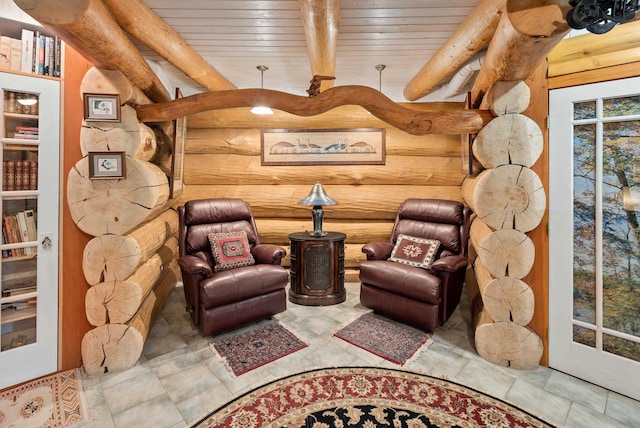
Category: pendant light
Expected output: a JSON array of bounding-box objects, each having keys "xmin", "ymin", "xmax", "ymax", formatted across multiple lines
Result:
[
  {"xmin": 251, "ymin": 65, "xmax": 274, "ymax": 115},
  {"xmin": 375, "ymin": 64, "xmax": 386, "ymax": 92}
]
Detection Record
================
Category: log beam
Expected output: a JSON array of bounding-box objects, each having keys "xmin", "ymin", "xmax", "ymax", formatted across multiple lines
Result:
[
  {"xmin": 403, "ymin": 0, "xmax": 504, "ymax": 101},
  {"xmin": 299, "ymin": 0, "xmax": 339, "ymax": 93},
  {"xmin": 136, "ymin": 87, "xmax": 493, "ymax": 135},
  {"xmin": 14, "ymin": 0, "xmax": 171, "ymax": 103},
  {"xmin": 102, "ymin": 0, "xmax": 236, "ymax": 92},
  {"xmin": 470, "ymin": 0, "xmax": 571, "ymax": 107}
]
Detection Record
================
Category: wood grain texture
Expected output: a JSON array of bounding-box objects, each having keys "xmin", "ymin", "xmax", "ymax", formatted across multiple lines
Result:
[
  {"xmin": 14, "ymin": 0, "xmax": 171, "ymax": 102},
  {"xmin": 102, "ymin": 0, "xmax": 236, "ymax": 91},
  {"xmin": 136, "ymin": 86, "xmax": 493, "ymax": 135}
]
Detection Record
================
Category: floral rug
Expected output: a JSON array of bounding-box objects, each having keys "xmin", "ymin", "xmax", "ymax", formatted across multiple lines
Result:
[
  {"xmin": 191, "ymin": 367, "xmax": 553, "ymax": 427},
  {"xmin": 210, "ymin": 320, "xmax": 308, "ymax": 376},
  {"xmin": 0, "ymin": 369, "xmax": 88, "ymax": 427},
  {"xmin": 334, "ymin": 312, "xmax": 432, "ymax": 364}
]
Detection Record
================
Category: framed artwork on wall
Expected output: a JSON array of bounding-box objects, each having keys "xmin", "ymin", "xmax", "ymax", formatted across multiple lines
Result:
[
  {"xmin": 88, "ymin": 151, "xmax": 126, "ymax": 179},
  {"xmin": 261, "ymin": 128, "xmax": 386, "ymax": 166},
  {"xmin": 83, "ymin": 93, "xmax": 121, "ymax": 122}
]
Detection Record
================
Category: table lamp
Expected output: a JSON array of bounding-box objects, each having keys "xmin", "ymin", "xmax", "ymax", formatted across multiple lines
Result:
[{"xmin": 298, "ymin": 182, "xmax": 338, "ymax": 237}]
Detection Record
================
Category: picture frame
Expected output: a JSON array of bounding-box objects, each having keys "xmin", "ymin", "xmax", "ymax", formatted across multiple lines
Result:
[
  {"xmin": 261, "ymin": 128, "xmax": 386, "ymax": 166},
  {"xmin": 170, "ymin": 88, "xmax": 186, "ymax": 199},
  {"xmin": 83, "ymin": 93, "xmax": 121, "ymax": 122},
  {"xmin": 88, "ymin": 151, "xmax": 126, "ymax": 179}
]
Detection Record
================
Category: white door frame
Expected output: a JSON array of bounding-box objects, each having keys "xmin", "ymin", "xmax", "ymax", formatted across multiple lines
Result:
[{"xmin": 549, "ymin": 76, "xmax": 640, "ymax": 401}]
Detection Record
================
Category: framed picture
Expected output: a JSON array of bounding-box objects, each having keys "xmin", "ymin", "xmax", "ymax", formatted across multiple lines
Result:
[
  {"xmin": 83, "ymin": 93, "xmax": 121, "ymax": 122},
  {"xmin": 170, "ymin": 88, "xmax": 186, "ymax": 199},
  {"xmin": 261, "ymin": 128, "xmax": 385, "ymax": 166},
  {"xmin": 88, "ymin": 151, "xmax": 126, "ymax": 179}
]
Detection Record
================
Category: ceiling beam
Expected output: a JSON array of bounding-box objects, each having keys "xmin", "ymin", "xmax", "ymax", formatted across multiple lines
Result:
[
  {"xmin": 298, "ymin": 0, "xmax": 340, "ymax": 93},
  {"xmin": 102, "ymin": 0, "xmax": 237, "ymax": 92},
  {"xmin": 403, "ymin": 0, "xmax": 505, "ymax": 101},
  {"xmin": 135, "ymin": 86, "xmax": 493, "ymax": 135},
  {"xmin": 470, "ymin": 0, "xmax": 571, "ymax": 107}
]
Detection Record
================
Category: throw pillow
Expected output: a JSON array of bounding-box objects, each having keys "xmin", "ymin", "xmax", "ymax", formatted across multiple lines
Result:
[
  {"xmin": 388, "ymin": 234, "xmax": 440, "ymax": 269},
  {"xmin": 208, "ymin": 231, "xmax": 255, "ymax": 272}
]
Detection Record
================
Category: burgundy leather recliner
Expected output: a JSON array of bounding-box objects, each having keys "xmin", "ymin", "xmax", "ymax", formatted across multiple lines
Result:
[
  {"xmin": 177, "ymin": 198, "xmax": 288, "ymax": 336},
  {"xmin": 359, "ymin": 199, "xmax": 471, "ymax": 331}
]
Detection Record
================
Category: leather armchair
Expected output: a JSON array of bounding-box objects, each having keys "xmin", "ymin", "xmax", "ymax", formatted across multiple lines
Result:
[
  {"xmin": 177, "ymin": 198, "xmax": 288, "ymax": 336},
  {"xmin": 359, "ymin": 199, "xmax": 471, "ymax": 331}
]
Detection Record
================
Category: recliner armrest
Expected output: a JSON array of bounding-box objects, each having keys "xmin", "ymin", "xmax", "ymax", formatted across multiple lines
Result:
[
  {"xmin": 430, "ymin": 255, "xmax": 467, "ymax": 273},
  {"xmin": 362, "ymin": 242, "xmax": 394, "ymax": 260},
  {"xmin": 252, "ymin": 244, "xmax": 286, "ymax": 265},
  {"xmin": 178, "ymin": 254, "xmax": 213, "ymax": 277}
]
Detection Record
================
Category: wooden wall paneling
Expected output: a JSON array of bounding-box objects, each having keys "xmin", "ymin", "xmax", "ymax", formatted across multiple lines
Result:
[
  {"xmin": 548, "ymin": 62, "xmax": 640, "ymax": 90},
  {"xmin": 60, "ymin": 46, "xmax": 94, "ymax": 370},
  {"xmin": 524, "ymin": 60, "xmax": 550, "ymax": 366},
  {"xmin": 184, "ymin": 155, "xmax": 466, "ymax": 186},
  {"xmin": 187, "ymin": 103, "xmax": 465, "ymax": 129},
  {"xmin": 179, "ymin": 185, "xmax": 463, "ymax": 220},
  {"xmin": 186, "ymin": 128, "xmax": 462, "ymax": 158}
]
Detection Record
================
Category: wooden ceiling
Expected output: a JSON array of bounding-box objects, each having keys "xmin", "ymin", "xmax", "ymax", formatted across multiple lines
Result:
[{"xmin": 137, "ymin": 0, "xmax": 484, "ymax": 101}]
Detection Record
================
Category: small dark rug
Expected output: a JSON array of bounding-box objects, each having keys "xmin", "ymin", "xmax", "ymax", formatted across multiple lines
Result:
[
  {"xmin": 335, "ymin": 312, "xmax": 431, "ymax": 364},
  {"xmin": 210, "ymin": 320, "xmax": 307, "ymax": 376},
  {"xmin": 191, "ymin": 367, "xmax": 554, "ymax": 427}
]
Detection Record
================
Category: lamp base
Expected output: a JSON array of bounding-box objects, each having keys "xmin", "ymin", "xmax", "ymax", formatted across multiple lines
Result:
[{"xmin": 310, "ymin": 205, "xmax": 325, "ymax": 238}]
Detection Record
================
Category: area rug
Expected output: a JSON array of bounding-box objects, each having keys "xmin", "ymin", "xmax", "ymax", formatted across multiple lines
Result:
[
  {"xmin": 191, "ymin": 366, "xmax": 553, "ymax": 427},
  {"xmin": 210, "ymin": 320, "xmax": 308, "ymax": 376},
  {"xmin": 0, "ymin": 369, "xmax": 88, "ymax": 427},
  {"xmin": 335, "ymin": 312, "xmax": 432, "ymax": 364}
]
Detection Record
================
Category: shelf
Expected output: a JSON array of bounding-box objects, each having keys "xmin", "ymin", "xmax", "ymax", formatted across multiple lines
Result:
[
  {"xmin": 2, "ymin": 112, "xmax": 38, "ymax": 120},
  {"xmin": 1, "ymin": 138, "xmax": 40, "ymax": 146},
  {"xmin": 1, "ymin": 191, "xmax": 38, "ymax": 199},
  {"xmin": 1, "ymin": 304, "xmax": 36, "ymax": 324}
]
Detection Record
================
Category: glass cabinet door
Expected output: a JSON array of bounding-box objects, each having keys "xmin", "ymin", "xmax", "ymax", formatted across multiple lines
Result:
[{"xmin": 0, "ymin": 72, "xmax": 59, "ymax": 389}]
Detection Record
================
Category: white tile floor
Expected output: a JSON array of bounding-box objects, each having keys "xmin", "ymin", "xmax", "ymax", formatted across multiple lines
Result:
[{"xmin": 79, "ymin": 283, "xmax": 640, "ymax": 427}]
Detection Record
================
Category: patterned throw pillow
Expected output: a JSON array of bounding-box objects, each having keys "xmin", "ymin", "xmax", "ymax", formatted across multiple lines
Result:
[
  {"xmin": 208, "ymin": 231, "xmax": 255, "ymax": 272},
  {"xmin": 388, "ymin": 234, "xmax": 440, "ymax": 269}
]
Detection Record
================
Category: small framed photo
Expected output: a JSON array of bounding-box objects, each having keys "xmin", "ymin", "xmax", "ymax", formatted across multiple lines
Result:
[
  {"xmin": 88, "ymin": 151, "xmax": 126, "ymax": 179},
  {"xmin": 83, "ymin": 93, "xmax": 121, "ymax": 122}
]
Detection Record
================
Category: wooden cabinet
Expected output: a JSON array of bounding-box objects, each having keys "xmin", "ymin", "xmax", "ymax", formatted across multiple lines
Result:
[
  {"xmin": 288, "ymin": 231, "xmax": 346, "ymax": 306},
  {"xmin": 0, "ymin": 71, "xmax": 60, "ymax": 389}
]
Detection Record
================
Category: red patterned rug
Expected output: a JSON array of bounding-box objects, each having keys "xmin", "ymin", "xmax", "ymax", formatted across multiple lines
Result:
[
  {"xmin": 0, "ymin": 369, "xmax": 88, "ymax": 427},
  {"xmin": 335, "ymin": 313, "xmax": 432, "ymax": 364},
  {"xmin": 210, "ymin": 320, "xmax": 307, "ymax": 376},
  {"xmin": 191, "ymin": 367, "xmax": 553, "ymax": 427}
]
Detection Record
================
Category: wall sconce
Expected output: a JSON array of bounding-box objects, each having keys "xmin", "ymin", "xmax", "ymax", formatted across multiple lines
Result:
[
  {"xmin": 251, "ymin": 65, "xmax": 274, "ymax": 115},
  {"xmin": 298, "ymin": 182, "xmax": 338, "ymax": 237}
]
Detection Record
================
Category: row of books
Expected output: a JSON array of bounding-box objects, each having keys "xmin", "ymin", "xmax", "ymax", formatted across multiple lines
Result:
[
  {"xmin": 0, "ymin": 29, "xmax": 61, "ymax": 77},
  {"xmin": 11, "ymin": 125, "xmax": 39, "ymax": 139},
  {"xmin": 2, "ymin": 159, "xmax": 38, "ymax": 191},
  {"xmin": 2, "ymin": 209, "xmax": 37, "ymax": 258}
]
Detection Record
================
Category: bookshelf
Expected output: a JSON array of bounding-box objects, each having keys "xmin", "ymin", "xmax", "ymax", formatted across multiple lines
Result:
[{"xmin": 0, "ymin": 70, "xmax": 60, "ymax": 387}]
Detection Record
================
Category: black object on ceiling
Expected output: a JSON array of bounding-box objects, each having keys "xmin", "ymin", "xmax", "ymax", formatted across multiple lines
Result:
[{"xmin": 566, "ymin": 0, "xmax": 639, "ymax": 33}]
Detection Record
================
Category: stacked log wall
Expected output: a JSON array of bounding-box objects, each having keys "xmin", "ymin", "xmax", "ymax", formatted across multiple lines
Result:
[
  {"xmin": 71, "ymin": 67, "xmax": 180, "ymax": 376},
  {"xmin": 463, "ymin": 79, "xmax": 545, "ymax": 369},
  {"xmin": 176, "ymin": 103, "xmax": 468, "ymax": 281}
]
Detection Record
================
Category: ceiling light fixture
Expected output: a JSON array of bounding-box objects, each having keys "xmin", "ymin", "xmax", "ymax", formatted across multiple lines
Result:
[
  {"xmin": 251, "ymin": 65, "xmax": 274, "ymax": 115},
  {"xmin": 375, "ymin": 64, "xmax": 386, "ymax": 92}
]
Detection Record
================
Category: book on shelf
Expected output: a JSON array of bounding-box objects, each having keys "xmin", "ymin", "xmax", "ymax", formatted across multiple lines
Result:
[
  {"xmin": 3, "ymin": 159, "xmax": 38, "ymax": 191},
  {"xmin": 2, "ymin": 209, "xmax": 37, "ymax": 258},
  {"xmin": 0, "ymin": 35, "xmax": 11, "ymax": 70},
  {"xmin": 0, "ymin": 27, "xmax": 62, "ymax": 77}
]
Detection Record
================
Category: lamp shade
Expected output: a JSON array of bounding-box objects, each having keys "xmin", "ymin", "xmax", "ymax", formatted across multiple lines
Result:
[{"xmin": 298, "ymin": 182, "xmax": 338, "ymax": 206}]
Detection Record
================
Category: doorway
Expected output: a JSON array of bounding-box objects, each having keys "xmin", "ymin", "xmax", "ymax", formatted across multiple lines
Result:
[{"xmin": 549, "ymin": 76, "xmax": 640, "ymax": 400}]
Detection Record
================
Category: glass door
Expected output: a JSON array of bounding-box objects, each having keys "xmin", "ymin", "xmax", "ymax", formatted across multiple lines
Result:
[
  {"xmin": 549, "ymin": 76, "xmax": 640, "ymax": 400},
  {"xmin": 0, "ymin": 72, "xmax": 59, "ymax": 389}
]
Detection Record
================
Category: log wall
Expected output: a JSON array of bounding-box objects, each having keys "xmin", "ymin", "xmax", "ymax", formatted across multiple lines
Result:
[{"xmin": 175, "ymin": 103, "xmax": 468, "ymax": 281}]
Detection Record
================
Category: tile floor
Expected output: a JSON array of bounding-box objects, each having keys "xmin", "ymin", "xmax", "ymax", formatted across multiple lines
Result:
[{"xmin": 79, "ymin": 283, "xmax": 640, "ymax": 427}]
